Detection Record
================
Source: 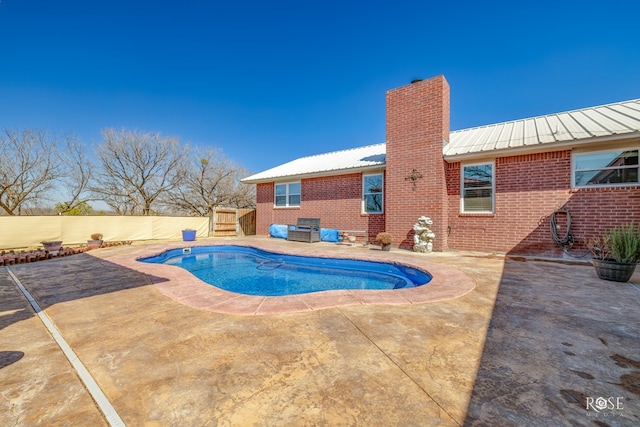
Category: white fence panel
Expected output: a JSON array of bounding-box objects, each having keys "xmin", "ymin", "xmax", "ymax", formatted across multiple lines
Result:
[{"xmin": 0, "ymin": 216, "xmax": 209, "ymax": 250}]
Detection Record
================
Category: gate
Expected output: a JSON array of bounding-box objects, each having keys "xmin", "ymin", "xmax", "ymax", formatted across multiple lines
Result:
[
  {"xmin": 212, "ymin": 208, "xmax": 256, "ymax": 237},
  {"xmin": 213, "ymin": 208, "xmax": 238, "ymax": 237}
]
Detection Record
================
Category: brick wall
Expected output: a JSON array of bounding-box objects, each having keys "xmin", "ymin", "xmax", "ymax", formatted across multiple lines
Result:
[
  {"xmin": 385, "ymin": 76, "xmax": 450, "ymax": 250},
  {"xmin": 447, "ymin": 150, "xmax": 640, "ymax": 255},
  {"xmin": 255, "ymin": 174, "xmax": 385, "ymax": 241},
  {"xmin": 254, "ymin": 76, "xmax": 639, "ymax": 256},
  {"xmin": 256, "ymin": 182, "xmax": 275, "ymax": 235}
]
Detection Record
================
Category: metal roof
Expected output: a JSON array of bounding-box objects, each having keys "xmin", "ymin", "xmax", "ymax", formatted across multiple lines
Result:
[
  {"xmin": 445, "ymin": 98, "xmax": 640, "ymax": 159},
  {"xmin": 242, "ymin": 98, "xmax": 640, "ymax": 183},
  {"xmin": 242, "ymin": 143, "xmax": 385, "ymax": 184}
]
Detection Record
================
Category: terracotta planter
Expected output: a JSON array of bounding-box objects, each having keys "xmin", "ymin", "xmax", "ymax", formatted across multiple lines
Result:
[
  {"xmin": 41, "ymin": 241, "xmax": 62, "ymax": 255},
  {"xmin": 592, "ymin": 259, "xmax": 637, "ymax": 282},
  {"xmin": 87, "ymin": 239, "xmax": 103, "ymax": 249}
]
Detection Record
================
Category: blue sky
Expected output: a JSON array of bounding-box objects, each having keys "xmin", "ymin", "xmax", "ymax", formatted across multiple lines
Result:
[{"xmin": 1, "ymin": 0, "xmax": 639, "ymax": 175}]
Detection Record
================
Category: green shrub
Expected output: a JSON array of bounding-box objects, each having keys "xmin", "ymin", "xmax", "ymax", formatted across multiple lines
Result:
[{"xmin": 607, "ymin": 222, "xmax": 640, "ymax": 264}]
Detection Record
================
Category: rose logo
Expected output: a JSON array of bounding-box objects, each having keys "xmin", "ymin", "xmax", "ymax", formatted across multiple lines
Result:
[{"xmin": 595, "ymin": 397, "xmax": 608, "ymax": 411}]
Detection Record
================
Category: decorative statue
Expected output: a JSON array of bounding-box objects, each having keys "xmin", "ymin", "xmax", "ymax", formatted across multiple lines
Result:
[{"xmin": 413, "ymin": 216, "xmax": 435, "ymax": 253}]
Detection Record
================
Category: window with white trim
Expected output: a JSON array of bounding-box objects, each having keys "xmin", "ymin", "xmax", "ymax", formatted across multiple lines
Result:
[
  {"xmin": 461, "ymin": 162, "xmax": 494, "ymax": 213},
  {"xmin": 362, "ymin": 173, "xmax": 383, "ymax": 214},
  {"xmin": 274, "ymin": 182, "xmax": 301, "ymax": 207},
  {"xmin": 573, "ymin": 149, "xmax": 639, "ymax": 188}
]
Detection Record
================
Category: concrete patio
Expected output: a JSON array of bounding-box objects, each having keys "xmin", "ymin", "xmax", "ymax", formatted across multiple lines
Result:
[{"xmin": 1, "ymin": 237, "xmax": 638, "ymax": 426}]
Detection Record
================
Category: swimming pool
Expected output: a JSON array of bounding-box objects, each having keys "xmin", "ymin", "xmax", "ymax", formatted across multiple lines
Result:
[{"xmin": 140, "ymin": 245, "xmax": 431, "ymax": 296}]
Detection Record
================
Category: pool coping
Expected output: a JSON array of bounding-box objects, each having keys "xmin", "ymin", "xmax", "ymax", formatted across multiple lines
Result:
[{"xmin": 102, "ymin": 238, "xmax": 477, "ymax": 315}]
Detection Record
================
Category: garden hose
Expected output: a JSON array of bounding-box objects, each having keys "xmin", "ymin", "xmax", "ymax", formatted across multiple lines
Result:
[
  {"xmin": 550, "ymin": 209, "xmax": 589, "ymax": 258},
  {"xmin": 550, "ymin": 209, "xmax": 573, "ymax": 247}
]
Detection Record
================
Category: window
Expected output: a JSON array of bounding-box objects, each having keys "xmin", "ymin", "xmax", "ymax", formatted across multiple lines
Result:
[
  {"xmin": 573, "ymin": 149, "xmax": 639, "ymax": 188},
  {"xmin": 274, "ymin": 182, "xmax": 301, "ymax": 207},
  {"xmin": 363, "ymin": 173, "xmax": 383, "ymax": 213},
  {"xmin": 461, "ymin": 163, "xmax": 494, "ymax": 213}
]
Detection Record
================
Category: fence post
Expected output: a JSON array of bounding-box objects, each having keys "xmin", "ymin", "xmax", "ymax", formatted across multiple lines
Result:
[
  {"xmin": 235, "ymin": 208, "xmax": 240, "ymax": 236},
  {"xmin": 210, "ymin": 209, "xmax": 215, "ymax": 237}
]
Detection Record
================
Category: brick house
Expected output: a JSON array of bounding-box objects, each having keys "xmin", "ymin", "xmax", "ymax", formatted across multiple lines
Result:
[{"xmin": 242, "ymin": 75, "xmax": 640, "ymax": 256}]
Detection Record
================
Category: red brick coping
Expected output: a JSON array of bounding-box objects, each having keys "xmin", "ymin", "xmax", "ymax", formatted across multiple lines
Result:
[{"xmin": 105, "ymin": 239, "xmax": 476, "ymax": 316}]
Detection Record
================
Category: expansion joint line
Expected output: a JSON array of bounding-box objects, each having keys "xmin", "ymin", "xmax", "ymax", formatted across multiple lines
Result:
[
  {"xmin": 338, "ymin": 308, "xmax": 462, "ymax": 427},
  {"xmin": 5, "ymin": 266, "xmax": 126, "ymax": 427}
]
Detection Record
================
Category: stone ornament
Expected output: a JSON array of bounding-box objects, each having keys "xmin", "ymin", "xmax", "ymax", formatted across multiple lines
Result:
[{"xmin": 413, "ymin": 216, "xmax": 435, "ymax": 253}]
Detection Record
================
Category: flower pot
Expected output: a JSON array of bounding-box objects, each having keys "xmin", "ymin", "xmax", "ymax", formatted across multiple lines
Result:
[
  {"xmin": 87, "ymin": 239, "xmax": 103, "ymax": 249},
  {"xmin": 592, "ymin": 259, "xmax": 637, "ymax": 282},
  {"xmin": 182, "ymin": 230, "xmax": 196, "ymax": 242},
  {"xmin": 41, "ymin": 241, "xmax": 63, "ymax": 256},
  {"xmin": 381, "ymin": 243, "xmax": 391, "ymax": 251}
]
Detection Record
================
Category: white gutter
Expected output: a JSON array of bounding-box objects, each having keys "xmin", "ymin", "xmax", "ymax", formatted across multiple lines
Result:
[{"xmin": 241, "ymin": 164, "xmax": 386, "ymax": 184}]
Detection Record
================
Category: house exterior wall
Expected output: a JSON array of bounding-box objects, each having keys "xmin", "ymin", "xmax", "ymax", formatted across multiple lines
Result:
[
  {"xmin": 446, "ymin": 149, "xmax": 640, "ymax": 255},
  {"xmin": 385, "ymin": 76, "xmax": 450, "ymax": 250},
  {"xmin": 252, "ymin": 76, "xmax": 638, "ymax": 256},
  {"xmin": 255, "ymin": 174, "xmax": 385, "ymax": 240},
  {"xmin": 256, "ymin": 182, "xmax": 275, "ymax": 235}
]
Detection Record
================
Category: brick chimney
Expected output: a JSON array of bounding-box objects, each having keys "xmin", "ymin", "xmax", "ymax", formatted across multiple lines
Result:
[{"xmin": 385, "ymin": 75, "xmax": 450, "ymax": 250}]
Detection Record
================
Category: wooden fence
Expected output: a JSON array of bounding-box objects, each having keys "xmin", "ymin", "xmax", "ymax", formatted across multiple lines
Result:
[
  {"xmin": 238, "ymin": 208, "xmax": 257, "ymax": 236},
  {"xmin": 211, "ymin": 208, "xmax": 256, "ymax": 237}
]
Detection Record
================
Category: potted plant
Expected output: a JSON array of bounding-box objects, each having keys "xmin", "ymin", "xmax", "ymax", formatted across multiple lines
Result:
[
  {"xmin": 376, "ymin": 232, "xmax": 393, "ymax": 251},
  {"xmin": 87, "ymin": 233, "xmax": 103, "ymax": 249},
  {"xmin": 41, "ymin": 240, "xmax": 63, "ymax": 256},
  {"xmin": 587, "ymin": 223, "xmax": 640, "ymax": 282},
  {"xmin": 182, "ymin": 229, "xmax": 196, "ymax": 242}
]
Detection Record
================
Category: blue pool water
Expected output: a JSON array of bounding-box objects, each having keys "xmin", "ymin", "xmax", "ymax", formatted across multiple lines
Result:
[{"xmin": 140, "ymin": 245, "xmax": 431, "ymax": 296}]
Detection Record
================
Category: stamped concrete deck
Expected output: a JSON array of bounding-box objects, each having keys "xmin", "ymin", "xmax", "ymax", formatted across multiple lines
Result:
[{"xmin": 1, "ymin": 236, "xmax": 639, "ymax": 426}]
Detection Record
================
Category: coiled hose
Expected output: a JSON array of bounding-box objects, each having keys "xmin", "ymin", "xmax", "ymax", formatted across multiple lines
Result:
[
  {"xmin": 550, "ymin": 209, "xmax": 590, "ymax": 258},
  {"xmin": 550, "ymin": 209, "xmax": 573, "ymax": 247}
]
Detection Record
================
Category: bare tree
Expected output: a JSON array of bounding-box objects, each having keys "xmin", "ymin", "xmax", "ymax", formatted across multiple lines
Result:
[
  {"xmin": 0, "ymin": 129, "xmax": 61, "ymax": 215},
  {"xmin": 91, "ymin": 128, "xmax": 188, "ymax": 215},
  {"xmin": 55, "ymin": 135, "xmax": 96, "ymax": 214},
  {"xmin": 164, "ymin": 147, "xmax": 256, "ymax": 216}
]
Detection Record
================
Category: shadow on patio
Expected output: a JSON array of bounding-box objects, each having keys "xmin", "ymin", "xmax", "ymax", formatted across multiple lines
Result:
[
  {"xmin": 463, "ymin": 254, "xmax": 640, "ymax": 426},
  {"xmin": 1, "ymin": 251, "xmax": 168, "ymax": 332}
]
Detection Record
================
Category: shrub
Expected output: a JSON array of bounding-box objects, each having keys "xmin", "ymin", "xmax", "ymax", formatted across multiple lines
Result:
[
  {"xmin": 608, "ymin": 223, "xmax": 640, "ymax": 263},
  {"xmin": 586, "ymin": 235, "xmax": 612, "ymax": 260},
  {"xmin": 587, "ymin": 223, "xmax": 640, "ymax": 263},
  {"xmin": 376, "ymin": 232, "xmax": 393, "ymax": 245}
]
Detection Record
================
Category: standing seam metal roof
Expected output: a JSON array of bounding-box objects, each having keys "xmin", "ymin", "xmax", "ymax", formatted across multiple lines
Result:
[
  {"xmin": 445, "ymin": 98, "xmax": 640, "ymax": 157},
  {"xmin": 241, "ymin": 143, "xmax": 385, "ymax": 183},
  {"xmin": 242, "ymin": 98, "xmax": 640, "ymax": 183}
]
